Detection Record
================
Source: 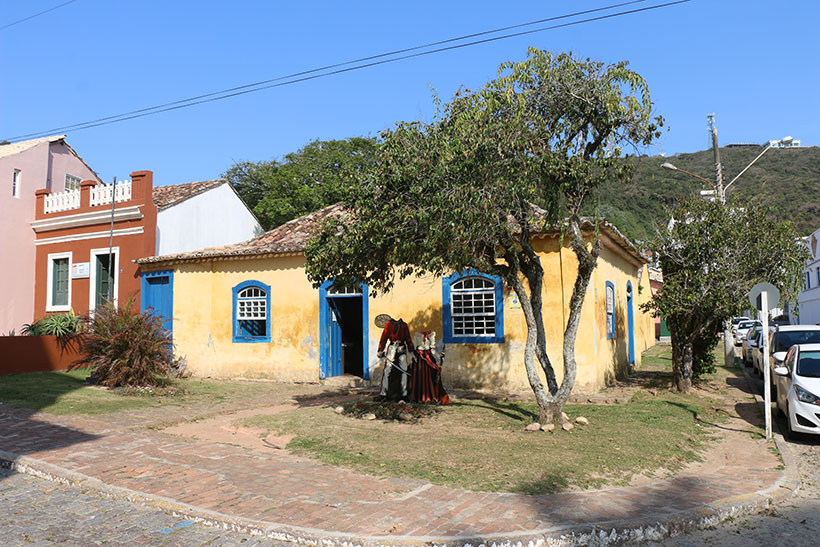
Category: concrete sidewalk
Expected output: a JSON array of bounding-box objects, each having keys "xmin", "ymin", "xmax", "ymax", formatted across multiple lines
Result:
[{"xmin": 0, "ymin": 399, "xmax": 799, "ymax": 547}]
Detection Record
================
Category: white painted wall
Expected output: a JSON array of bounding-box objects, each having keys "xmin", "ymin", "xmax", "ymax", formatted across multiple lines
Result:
[
  {"xmin": 798, "ymin": 228, "xmax": 820, "ymax": 325},
  {"xmin": 156, "ymin": 183, "xmax": 262, "ymax": 255}
]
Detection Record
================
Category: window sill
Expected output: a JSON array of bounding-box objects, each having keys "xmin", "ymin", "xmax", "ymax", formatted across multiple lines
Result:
[
  {"xmin": 46, "ymin": 304, "xmax": 71, "ymax": 313},
  {"xmin": 443, "ymin": 335, "xmax": 504, "ymax": 344},
  {"xmin": 232, "ymin": 337, "xmax": 271, "ymax": 344}
]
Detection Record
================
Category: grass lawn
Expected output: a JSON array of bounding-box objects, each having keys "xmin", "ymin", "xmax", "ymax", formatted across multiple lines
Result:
[
  {"xmin": 0, "ymin": 368, "xmax": 300, "ymax": 416},
  {"xmin": 241, "ymin": 344, "xmax": 727, "ymax": 494}
]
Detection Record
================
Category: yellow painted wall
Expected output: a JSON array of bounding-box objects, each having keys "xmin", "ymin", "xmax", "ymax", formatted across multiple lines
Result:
[{"xmin": 157, "ymin": 234, "xmax": 655, "ymax": 393}]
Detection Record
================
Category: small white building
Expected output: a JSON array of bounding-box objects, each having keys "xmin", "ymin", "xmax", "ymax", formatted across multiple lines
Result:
[
  {"xmin": 152, "ymin": 179, "xmax": 263, "ymax": 255},
  {"xmin": 798, "ymin": 231, "xmax": 820, "ymax": 324}
]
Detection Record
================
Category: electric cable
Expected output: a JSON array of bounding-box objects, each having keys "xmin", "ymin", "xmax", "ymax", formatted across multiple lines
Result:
[{"xmin": 4, "ymin": 0, "xmax": 691, "ymax": 141}]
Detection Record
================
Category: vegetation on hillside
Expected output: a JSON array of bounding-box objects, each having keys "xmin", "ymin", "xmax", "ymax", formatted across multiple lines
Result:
[{"xmin": 590, "ymin": 146, "xmax": 820, "ymax": 240}]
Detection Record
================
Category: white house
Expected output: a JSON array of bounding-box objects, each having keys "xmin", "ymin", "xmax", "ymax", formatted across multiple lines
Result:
[
  {"xmin": 152, "ymin": 179, "xmax": 263, "ymax": 255},
  {"xmin": 798, "ymin": 230, "xmax": 820, "ymax": 325}
]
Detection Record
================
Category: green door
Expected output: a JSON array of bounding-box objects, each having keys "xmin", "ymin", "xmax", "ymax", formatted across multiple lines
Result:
[{"xmin": 95, "ymin": 253, "xmax": 115, "ymax": 307}]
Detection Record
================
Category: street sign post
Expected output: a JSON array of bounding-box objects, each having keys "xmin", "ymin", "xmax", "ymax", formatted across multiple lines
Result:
[{"xmin": 749, "ymin": 282, "xmax": 780, "ymax": 440}]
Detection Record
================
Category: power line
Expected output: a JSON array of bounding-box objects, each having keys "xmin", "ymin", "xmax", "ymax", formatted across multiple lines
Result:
[
  {"xmin": 0, "ymin": 0, "xmax": 79, "ymax": 31},
  {"xmin": 6, "ymin": 0, "xmax": 651, "ymax": 139},
  {"xmin": 5, "ymin": 0, "xmax": 691, "ymax": 141}
]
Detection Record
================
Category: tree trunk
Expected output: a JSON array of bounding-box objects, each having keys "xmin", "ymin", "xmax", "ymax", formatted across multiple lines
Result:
[{"xmin": 669, "ymin": 320, "xmax": 693, "ymax": 393}]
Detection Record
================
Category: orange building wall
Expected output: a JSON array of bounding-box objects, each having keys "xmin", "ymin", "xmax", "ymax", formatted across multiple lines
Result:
[{"xmin": 32, "ymin": 171, "xmax": 157, "ymax": 319}]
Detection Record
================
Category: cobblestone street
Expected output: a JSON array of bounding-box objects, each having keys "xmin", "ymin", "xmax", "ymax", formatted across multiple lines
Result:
[
  {"xmin": 0, "ymin": 468, "xmax": 293, "ymax": 547},
  {"xmin": 649, "ymin": 361, "xmax": 820, "ymax": 546}
]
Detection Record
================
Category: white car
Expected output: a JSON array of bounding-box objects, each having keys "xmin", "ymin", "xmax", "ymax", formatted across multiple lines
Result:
[
  {"xmin": 774, "ymin": 343, "xmax": 820, "ymax": 437},
  {"xmin": 734, "ymin": 320, "xmax": 760, "ymax": 346},
  {"xmin": 767, "ymin": 325, "xmax": 820, "ymax": 382}
]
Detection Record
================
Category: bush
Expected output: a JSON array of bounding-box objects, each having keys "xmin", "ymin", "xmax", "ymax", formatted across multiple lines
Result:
[
  {"xmin": 22, "ymin": 311, "xmax": 82, "ymax": 337},
  {"xmin": 75, "ymin": 297, "xmax": 173, "ymax": 388}
]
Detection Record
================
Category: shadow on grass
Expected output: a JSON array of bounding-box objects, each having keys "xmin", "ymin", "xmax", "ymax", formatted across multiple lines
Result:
[
  {"xmin": 291, "ymin": 388, "xmax": 368, "ymax": 408},
  {"xmin": 0, "ymin": 367, "xmax": 100, "ymax": 483},
  {"xmin": 449, "ymin": 398, "xmax": 536, "ymax": 422}
]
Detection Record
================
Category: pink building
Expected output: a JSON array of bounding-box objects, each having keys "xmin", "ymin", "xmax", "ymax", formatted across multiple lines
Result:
[{"xmin": 0, "ymin": 135, "xmax": 99, "ymax": 333}]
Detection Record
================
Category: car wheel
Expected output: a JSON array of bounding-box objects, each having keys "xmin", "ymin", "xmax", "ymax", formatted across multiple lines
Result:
[
  {"xmin": 784, "ymin": 403, "xmax": 795, "ymax": 441},
  {"xmin": 776, "ymin": 386, "xmax": 786, "ymax": 417}
]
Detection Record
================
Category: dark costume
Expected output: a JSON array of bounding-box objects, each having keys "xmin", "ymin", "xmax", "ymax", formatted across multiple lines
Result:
[
  {"xmin": 378, "ymin": 318, "xmax": 414, "ymax": 400},
  {"xmin": 410, "ymin": 331, "xmax": 449, "ymax": 405}
]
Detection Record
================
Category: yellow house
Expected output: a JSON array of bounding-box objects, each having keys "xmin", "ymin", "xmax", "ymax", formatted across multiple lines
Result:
[{"xmin": 137, "ymin": 205, "xmax": 655, "ymax": 393}]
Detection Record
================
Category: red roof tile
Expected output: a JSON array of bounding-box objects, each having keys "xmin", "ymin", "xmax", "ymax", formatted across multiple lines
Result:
[{"xmin": 136, "ymin": 202, "xmax": 347, "ymax": 265}]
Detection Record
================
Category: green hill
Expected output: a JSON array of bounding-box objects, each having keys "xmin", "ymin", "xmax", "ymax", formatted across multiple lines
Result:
[{"xmin": 590, "ymin": 146, "xmax": 820, "ymax": 242}]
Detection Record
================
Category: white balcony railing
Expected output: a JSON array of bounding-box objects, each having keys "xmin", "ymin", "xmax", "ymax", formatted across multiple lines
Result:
[
  {"xmin": 42, "ymin": 180, "xmax": 132, "ymax": 214},
  {"xmin": 43, "ymin": 189, "xmax": 80, "ymax": 214},
  {"xmin": 90, "ymin": 180, "xmax": 132, "ymax": 207}
]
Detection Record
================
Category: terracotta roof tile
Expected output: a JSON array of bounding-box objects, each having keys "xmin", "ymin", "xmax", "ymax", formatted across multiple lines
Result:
[
  {"xmin": 152, "ymin": 179, "xmax": 227, "ymax": 211},
  {"xmin": 137, "ymin": 202, "xmax": 347, "ymax": 265}
]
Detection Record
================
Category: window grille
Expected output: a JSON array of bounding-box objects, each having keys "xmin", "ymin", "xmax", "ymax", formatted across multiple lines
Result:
[
  {"xmin": 451, "ymin": 276, "xmax": 496, "ymax": 337},
  {"xmin": 606, "ymin": 282, "xmax": 615, "ymax": 339},
  {"xmin": 65, "ymin": 174, "xmax": 81, "ymax": 191},
  {"xmin": 237, "ymin": 287, "xmax": 267, "ymax": 320}
]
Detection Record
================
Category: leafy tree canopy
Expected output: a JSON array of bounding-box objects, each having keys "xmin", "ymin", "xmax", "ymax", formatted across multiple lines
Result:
[
  {"xmin": 645, "ymin": 197, "xmax": 808, "ymax": 391},
  {"xmin": 223, "ymin": 137, "xmax": 379, "ymax": 230},
  {"xmin": 306, "ymin": 49, "xmax": 663, "ymax": 423}
]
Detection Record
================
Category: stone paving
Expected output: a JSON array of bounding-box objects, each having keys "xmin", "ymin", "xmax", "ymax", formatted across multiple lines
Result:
[
  {"xmin": 0, "ymin": 388, "xmax": 792, "ymax": 546},
  {"xmin": 649, "ymin": 363, "xmax": 820, "ymax": 546},
  {"xmin": 0, "ymin": 467, "xmax": 295, "ymax": 546}
]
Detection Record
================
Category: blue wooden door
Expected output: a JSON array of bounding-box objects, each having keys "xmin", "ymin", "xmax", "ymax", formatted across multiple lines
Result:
[
  {"xmin": 328, "ymin": 303, "xmax": 343, "ymax": 377},
  {"xmin": 141, "ymin": 271, "xmax": 173, "ymax": 339},
  {"xmin": 626, "ymin": 281, "xmax": 635, "ymax": 365}
]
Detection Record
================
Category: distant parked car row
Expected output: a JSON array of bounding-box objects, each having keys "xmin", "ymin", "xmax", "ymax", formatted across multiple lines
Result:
[{"xmin": 735, "ymin": 317, "xmax": 820, "ymax": 438}]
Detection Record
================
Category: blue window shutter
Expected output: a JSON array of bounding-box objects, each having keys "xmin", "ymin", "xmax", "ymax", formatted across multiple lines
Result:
[{"xmin": 232, "ymin": 280, "xmax": 271, "ymax": 343}]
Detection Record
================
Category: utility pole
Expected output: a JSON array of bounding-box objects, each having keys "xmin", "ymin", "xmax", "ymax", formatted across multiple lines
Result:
[
  {"xmin": 708, "ymin": 114, "xmax": 726, "ymax": 205},
  {"xmin": 107, "ymin": 177, "xmax": 116, "ymax": 305},
  {"xmin": 709, "ymin": 115, "xmax": 734, "ymax": 367}
]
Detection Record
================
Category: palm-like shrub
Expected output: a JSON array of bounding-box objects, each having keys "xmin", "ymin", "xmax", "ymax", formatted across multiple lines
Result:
[
  {"xmin": 76, "ymin": 297, "xmax": 173, "ymax": 387},
  {"xmin": 22, "ymin": 311, "xmax": 82, "ymax": 337}
]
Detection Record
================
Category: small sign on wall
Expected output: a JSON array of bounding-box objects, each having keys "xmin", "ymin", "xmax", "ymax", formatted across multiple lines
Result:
[
  {"xmin": 509, "ymin": 294, "xmax": 521, "ymax": 310},
  {"xmin": 71, "ymin": 262, "xmax": 90, "ymax": 279}
]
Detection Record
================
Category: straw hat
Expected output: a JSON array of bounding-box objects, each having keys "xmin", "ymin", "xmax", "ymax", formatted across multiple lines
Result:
[{"xmin": 374, "ymin": 313, "xmax": 393, "ymax": 329}]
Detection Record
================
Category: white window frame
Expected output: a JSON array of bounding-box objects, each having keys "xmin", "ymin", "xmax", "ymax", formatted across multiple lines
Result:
[
  {"xmin": 46, "ymin": 251, "xmax": 72, "ymax": 312},
  {"xmin": 450, "ymin": 276, "xmax": 497, "ymax": 338},
  {"xmin": 12, "ymin": 169, "xmax": 21, "ymax": 198},
  {"xmin": 89, "ymin": 246, "xmax": 120, "ymax": 311},
  {"xmin": 65, "ymin": 174, "xmax": 82, "ymax": 191},
  {"xmin": 236, "ymin": 286, "xmax": 268, "ymax": 321}
]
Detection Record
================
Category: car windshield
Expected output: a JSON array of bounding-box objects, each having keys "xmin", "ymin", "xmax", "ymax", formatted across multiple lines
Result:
[
  {"xmin": 774, "ymin": 331, "xmax": 820, "ymax": 353},
  {"xmin": 797, "ymin": 350, "xmax": 820, "ymax": 378},
  {"xmin": 738, "ymin": 321, "xmax": 754, "ymax": 329},
  {"xmin": 747, "ymin": 326, "xmax": 760, "ymax": 340}
]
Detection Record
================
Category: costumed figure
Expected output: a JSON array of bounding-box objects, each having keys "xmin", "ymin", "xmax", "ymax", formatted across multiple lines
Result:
[
  {"xmin": 410, "ymin": 331, "xmax": 449, "ymax": 405},
  {"xmin": 375, "ymin": 314, "xmax": 414, "ymax": 401}
]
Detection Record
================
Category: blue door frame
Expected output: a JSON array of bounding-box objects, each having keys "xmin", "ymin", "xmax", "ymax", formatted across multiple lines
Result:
[
  {"xmin": 626, "ymin": 281, "xmax": 635, "ymax": 365},
  {"xmin": 141, "ymin": 270, "xmax": 174, "ymax": 339},
  {"xmin": 319, "ymin": 281, "xmax": 369, "ymax": 379}
]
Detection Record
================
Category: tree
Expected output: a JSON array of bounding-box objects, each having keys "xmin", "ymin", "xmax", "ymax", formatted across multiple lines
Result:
[
  {"xmin": 305, "ymin": 49, "xmax": 663, "ymax": 425},
  {"xmin": 223, "ymin": 137, "xmax": 379, "ymax": 230},
  {"xmin": 645, "ymin": 197, "xmax": 808, "ymax": 392}
]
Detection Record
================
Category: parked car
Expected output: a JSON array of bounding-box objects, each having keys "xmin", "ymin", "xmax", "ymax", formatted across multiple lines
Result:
[
  {"xmin": 752, "ymin": 329, "xmax": 770, "ymax": 375},
  {"xmin": 766, "ymin": 325, "xmax": 820, "ymax": 383},
  {"xmin": 734, "ymin": 320, "xmax": 760, "ymax": 346},
  {"xmin": 742, "ymin": 324, "xmax": 763, "ymax": 365},
  {"xmin": 731, "ymin": 316, "xmax": 751, "ymax": 335},
  {"xmin": 774, "ymin": 343, "xmax": 820, "ymax": 438}
]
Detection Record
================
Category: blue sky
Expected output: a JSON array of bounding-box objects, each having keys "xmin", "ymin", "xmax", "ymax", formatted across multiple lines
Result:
[{"xmin": 1, "ymin": 1, "xmax": 817, "ymax": 186}]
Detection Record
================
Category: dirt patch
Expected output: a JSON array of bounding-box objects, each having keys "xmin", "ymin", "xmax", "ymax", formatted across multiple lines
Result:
[{"xmin": 162, "ymin": 404, "xmax": 298, "ymax": 452}]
